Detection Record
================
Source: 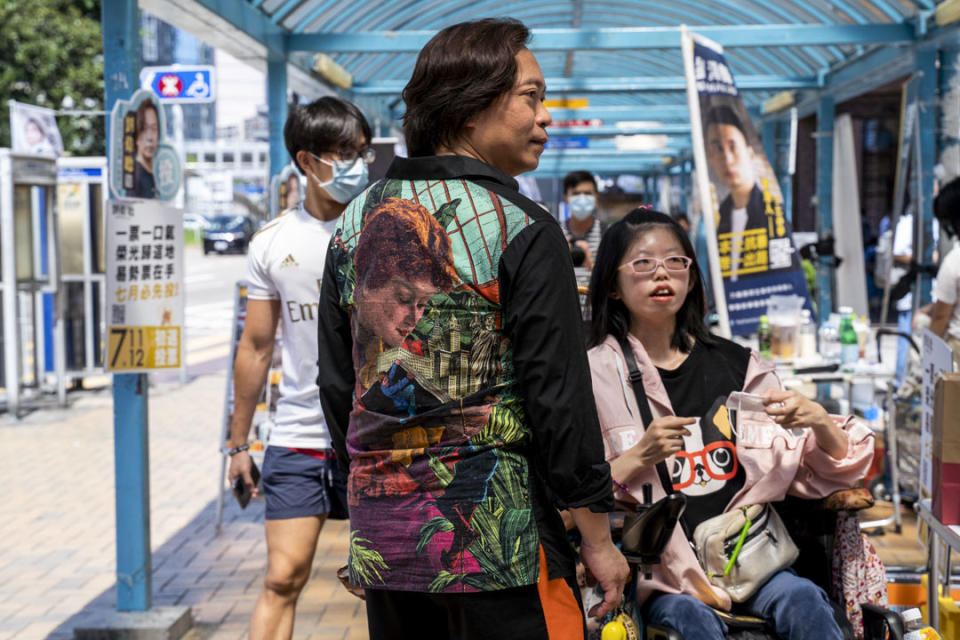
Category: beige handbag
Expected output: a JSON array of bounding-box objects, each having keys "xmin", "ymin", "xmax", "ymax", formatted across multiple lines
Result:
[{"xmin": 693, "ymin": 504, "xmax": 799, "ymax": 603}]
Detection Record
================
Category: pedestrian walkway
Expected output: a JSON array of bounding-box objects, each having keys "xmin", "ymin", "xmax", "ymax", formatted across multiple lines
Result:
[
  {"xmin": 0, "ymin": 368, "xmax": 935, "ymax": 639},
  {"xmin": 0, "ymin": 372, "xmax": 368, "ymax": 640}
]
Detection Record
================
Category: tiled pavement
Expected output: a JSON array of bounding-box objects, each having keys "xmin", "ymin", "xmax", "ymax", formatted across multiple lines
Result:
[
  {"xmin": 0, "ymin": 373, "xmax": 368, "ymax": 640},
  {"xmin": 0, "ymin": 368, "xmax": 934, "ymax": 639}
]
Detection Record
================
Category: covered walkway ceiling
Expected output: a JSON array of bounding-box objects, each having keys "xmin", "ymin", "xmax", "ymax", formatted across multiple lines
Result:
[{"xmin": 141, "ymin": 0, "xmax": 952, "ymax": 175}]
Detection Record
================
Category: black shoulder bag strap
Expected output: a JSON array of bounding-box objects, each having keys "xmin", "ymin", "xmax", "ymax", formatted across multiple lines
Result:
[{"xmin": 616, "ymin": 334, "xmax": 675, "ymax": 496}]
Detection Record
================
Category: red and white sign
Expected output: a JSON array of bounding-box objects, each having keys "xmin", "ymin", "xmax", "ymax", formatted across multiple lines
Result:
[
  {"xmin": 158, "ymin": 74, "xmax": 183, "ymax": 97},
  {"xmin": 140, "ymin": 65, "xmax": 215, "ymax": 104}
]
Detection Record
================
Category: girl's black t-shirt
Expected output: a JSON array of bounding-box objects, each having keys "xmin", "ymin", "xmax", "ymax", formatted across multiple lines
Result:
[{"xmin": 656, "ymin": 337, "xmax": 751, "ymax": 536}]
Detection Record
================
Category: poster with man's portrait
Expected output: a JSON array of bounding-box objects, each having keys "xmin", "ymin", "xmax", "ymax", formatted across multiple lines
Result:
[
  {"xmin": 108, "ymin": 90, "xmax": 180, "ymax": 201},
  {"xmin": 685, "ymin": 32, "xmax": 811, "ymax": 336},
  {"xmin": 9, "ymin": 101, "xmax": 63, "ymax": 157},
  {"xmin": 270, "ymin": 163, "xmax": 302, "ymax": 218}
]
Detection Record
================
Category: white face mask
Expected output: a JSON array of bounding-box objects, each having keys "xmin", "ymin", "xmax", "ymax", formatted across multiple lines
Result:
[
  {"xmin": 568, "ymin": 193, "xmax": 596, "ymax": 220},
  {"xmin": 309, "ymin": 154, "xmax": 370, "ymax": 204}
]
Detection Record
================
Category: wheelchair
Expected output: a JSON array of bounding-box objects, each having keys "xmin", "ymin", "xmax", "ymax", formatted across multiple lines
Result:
[{"xmin": 609, "ymin": 485, "xmax": 906, "ymax": 640}]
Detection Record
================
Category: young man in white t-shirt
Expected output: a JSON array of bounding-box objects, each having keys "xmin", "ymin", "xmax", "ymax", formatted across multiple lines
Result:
[
  {"xmin": 227, "ymin": 97, "xmax": 372, "ymax": 640},
  {"xmin": 892, "ymin": 210, "xmax": 941, "ymax": 383},
  {"xmin": 930, "ymin": 178, "xmax": 960, "ymax": 371}
]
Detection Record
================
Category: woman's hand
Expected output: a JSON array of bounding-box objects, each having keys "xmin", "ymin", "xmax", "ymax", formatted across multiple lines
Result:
[
  {"xmin": 628, "ymin": 416, "xmax": 695, "ymax": 467},
  {"xmin": 762, "ymin": 389, "xmax": 848, "ymax": 458},
  {"xmin": 761, "ymin": 389, "xmax": 830, "ymax": 431}
]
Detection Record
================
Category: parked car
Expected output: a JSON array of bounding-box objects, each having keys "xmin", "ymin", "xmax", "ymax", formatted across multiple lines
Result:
[
  {"xmin": 183, "ymin": 212, "xmax": 211, "ymax": 230},
  {"xmin": 202, "ymin": 215, "xmax": 257, "ymax": 254}
]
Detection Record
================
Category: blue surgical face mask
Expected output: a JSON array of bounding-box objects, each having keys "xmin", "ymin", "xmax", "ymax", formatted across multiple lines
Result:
[
  {"xmin": 309, "ymin": 153, "xmax": 369, "ymax": 204},
  {"xmin": 568, "ymin": 194, "xmax": 596, "ymax": 220}
]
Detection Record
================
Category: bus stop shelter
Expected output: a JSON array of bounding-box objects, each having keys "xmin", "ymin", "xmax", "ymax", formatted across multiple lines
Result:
[{"xmin": 98, "ymin": 0, "xmax": 960, "ymax": 631}]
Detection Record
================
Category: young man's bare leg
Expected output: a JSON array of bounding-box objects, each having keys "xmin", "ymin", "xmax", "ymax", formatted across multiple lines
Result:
[{"xmin": 249, "ymin": 514, "xmax": 327, "ymax": 640}]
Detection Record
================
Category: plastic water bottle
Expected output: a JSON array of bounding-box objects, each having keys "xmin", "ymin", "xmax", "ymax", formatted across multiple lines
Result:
[
  {"xmin": 818, "ymin": 320, "xmax": 838, "ymax": 360},
  {"xmin": 902, "ymin": 607, "xmax": 940, "ymax": 639},
  {"xmin": 798, "ymin": 309, "xmax": 817, "ymax": 360}
]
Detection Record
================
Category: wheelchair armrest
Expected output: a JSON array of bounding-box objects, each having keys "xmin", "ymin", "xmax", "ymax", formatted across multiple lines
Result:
[
  {"xmin": 821, "ymin": 487, "xmax": 874, "ymax": 512},
  {"xmin": 861, "ymin": 603, "xmax": 904, "ymax": 640},
  {"xmin": 645, "ymin": 623, "xmax": 684, "ymax": 640}
]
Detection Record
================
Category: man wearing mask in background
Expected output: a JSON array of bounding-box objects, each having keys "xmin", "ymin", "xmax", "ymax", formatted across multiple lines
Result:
[
  {"xmin": 227, "ymin": 96, "xmax": 372, "ymax": 640},
  {"xmin": 563, "ymin": 170, "xmax": 604, "ymax": 320}
]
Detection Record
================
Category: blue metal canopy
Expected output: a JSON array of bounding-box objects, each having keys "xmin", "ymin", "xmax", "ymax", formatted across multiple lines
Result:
[{"xmin": 143, "ymin": 0, "xmax": 942, "ymax": 174}]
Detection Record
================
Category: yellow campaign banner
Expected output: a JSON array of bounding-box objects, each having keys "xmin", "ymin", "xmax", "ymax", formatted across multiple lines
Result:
[{"xmin": 107, "ymin": 326, "xmax": 181, "ymax": 370}]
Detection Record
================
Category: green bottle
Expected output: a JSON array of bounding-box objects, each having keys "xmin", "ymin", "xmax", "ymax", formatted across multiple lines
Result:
[
  {"xmin": 757, "ymin": 315, "xmax": 771, "ymax": 359},
  {"xmin": 839, "ymin": 314, "xmax": 859, "ymax": 364}
]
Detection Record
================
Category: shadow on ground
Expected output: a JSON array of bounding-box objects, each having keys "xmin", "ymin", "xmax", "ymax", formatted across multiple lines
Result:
[{"xmin": 48, "ymin": 492, "xmax": 266, "ymax": 640}]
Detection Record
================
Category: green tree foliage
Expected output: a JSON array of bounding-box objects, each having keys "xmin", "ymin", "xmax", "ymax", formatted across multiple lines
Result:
[{"xmin": 0, "ymin": 0, "xmax": 105, "ymax": 155}]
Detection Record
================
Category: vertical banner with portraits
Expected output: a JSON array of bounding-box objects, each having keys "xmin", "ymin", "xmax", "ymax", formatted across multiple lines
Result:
[
  {"xmin": 270, "ymin": 164, "xmax": 302, "ymax": 218},
  {"xmin": 682, "ymin": 30, "xmax": 811, "ymax": 337},
  {"xmin": 108, "ymin": 89, "xmax": 181, "ymax": 201}
]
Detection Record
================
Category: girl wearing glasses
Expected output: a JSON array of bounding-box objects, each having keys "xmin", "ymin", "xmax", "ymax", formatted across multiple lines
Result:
[{"xmin": 586, "ymin": 208, "xmax": 873, "ymax": 640}]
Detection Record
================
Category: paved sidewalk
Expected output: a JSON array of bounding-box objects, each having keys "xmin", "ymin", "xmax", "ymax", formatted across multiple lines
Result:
[{"xmin": 0, "ymin": 373, "xmax": 368, "ymax": 640}]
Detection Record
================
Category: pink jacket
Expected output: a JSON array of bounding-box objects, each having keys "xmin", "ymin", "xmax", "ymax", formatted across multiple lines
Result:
[{"xmin": 588, "ymin": 334, "xmax": 875, "ymax": 610}]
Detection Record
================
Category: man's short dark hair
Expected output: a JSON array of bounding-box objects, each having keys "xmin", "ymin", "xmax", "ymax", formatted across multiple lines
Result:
[
  {"xmin": 562, "ymin": 170, "xmax": 596, "ymax": 194},
  {"xmin": 284, "ymin": 97, "xmax": 372, "ymax": 174},
  {"xmin": 402, "ymin": 18, "xmax": 531, "ymax": 157},
  {"xmin": 705, "ymin": 105, "xmax": 747, "ymax": 139},
  {"xmin": 935, "ymin": 176, "xmax": 960, "ymax": 238}
]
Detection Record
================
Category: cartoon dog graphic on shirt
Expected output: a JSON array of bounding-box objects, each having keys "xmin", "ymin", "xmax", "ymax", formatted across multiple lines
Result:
[{"xmin": 671, "ymin": 400, "xmax": 739, "ymax": 495}]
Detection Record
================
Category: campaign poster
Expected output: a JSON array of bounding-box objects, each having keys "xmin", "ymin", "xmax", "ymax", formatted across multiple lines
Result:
[
  {"xmin": 104, "ymin": 199, "xmax": 184, "ymax": 372},
  {"xmin": 9, "ymin": 100, "xmax": 63, "ymax": 157},
  {"xmin": 683, "ymin": 31, "xmax": 812, "ymax": 336},
  {"xmin": 270, "ymin": 164, "xmax": 302, "ymax": 218},
  {"xmin": 108, "ymin": 89, "xmax": 181, "ymax": 201},
  {"xmin": 920, "ymin": 329, "xmax": 954, "ymax": 502}
]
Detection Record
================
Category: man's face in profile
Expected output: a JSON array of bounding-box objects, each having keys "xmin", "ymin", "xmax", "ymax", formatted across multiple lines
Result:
[
  {"xmin": 463, "ymin": 48, "xmax": 551, "ymax": 177},
  {"xmin": 706, "ymin": 123, "xmax": 755, "ymax": 195}
]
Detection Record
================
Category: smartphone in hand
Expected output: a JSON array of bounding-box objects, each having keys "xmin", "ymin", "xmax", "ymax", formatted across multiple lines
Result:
[{"xmin": 232, "ymin": 460, "xmax": 261, "ymax": 509}]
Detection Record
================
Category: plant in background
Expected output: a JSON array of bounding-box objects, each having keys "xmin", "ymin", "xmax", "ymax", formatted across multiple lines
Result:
[{"xmin": 0, "ymin": 0, "xmax": 105, "ymax": 155}]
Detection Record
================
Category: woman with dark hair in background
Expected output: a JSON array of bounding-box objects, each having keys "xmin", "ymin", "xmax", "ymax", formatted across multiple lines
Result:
[{"xmin": 586, "ymin": 208, "xmax": 873, "ymax": 640}]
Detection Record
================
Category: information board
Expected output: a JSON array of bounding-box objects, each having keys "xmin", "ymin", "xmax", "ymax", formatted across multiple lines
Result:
[
  {"xmin": 920, "ymin": 329, "xmax": 955, "ymax": 500},
  {"xmin": 104, "ymin": 199, "xmax": 184, "ymax": 372}
]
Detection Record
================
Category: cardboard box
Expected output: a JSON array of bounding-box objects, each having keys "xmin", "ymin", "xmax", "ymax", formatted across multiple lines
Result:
[{"xmin": 932, "ymin": 372, "xmax": 960, "ymax": 524}]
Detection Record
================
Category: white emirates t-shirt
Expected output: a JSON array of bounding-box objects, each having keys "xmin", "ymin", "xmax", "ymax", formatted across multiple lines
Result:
[
  {"xmin": 245, "ymin": 204, "xmax": 339, "ymax": 449},
  {"xmin": 933, "ymin": 245, "xmax": 960, "ymax": 340}
]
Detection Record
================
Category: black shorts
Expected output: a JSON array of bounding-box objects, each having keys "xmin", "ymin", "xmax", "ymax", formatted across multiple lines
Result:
[
  {"xmin": 363, "ymin": 546, "xmax": 586, "ymax": 640},
  {"xmin": 261, "ymin": 446, "xmax": 347, "ymax": 520}
]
